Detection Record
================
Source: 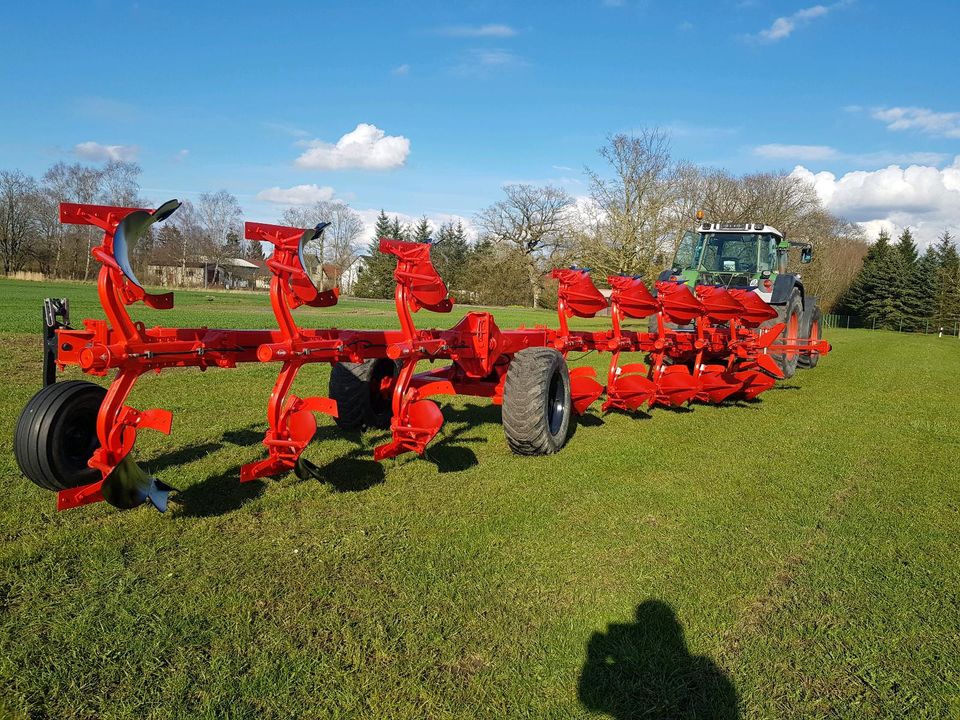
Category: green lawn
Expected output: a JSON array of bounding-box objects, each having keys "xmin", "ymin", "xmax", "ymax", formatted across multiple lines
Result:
[{"xmin": 0, "ymin": 278, "xmax": 958, "ymax": 719}]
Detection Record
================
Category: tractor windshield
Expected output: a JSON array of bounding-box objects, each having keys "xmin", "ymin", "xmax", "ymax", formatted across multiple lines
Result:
[{"xmin": 697, "ymin": 233, "xmax": 763, "ymax": 274}]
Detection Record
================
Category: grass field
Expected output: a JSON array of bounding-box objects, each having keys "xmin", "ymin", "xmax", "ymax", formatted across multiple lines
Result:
[{"xmin": 1, "ymin": 277, "xmax": 958, "ymax": 719}]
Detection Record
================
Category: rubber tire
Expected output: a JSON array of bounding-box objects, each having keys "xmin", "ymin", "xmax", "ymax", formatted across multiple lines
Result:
[
  {"xmin": 14, "ymin": 380, "xmax": 105, "ymax": 492},
  {"xmin": 775, "ymin": 289, "xmax": 803, "ymax": 379},
  {"xmin": 798, "ymin": 305, "xmax": 822, "ymax": 370},
  {"xmin": 328, "ymin": 359, "xmax": 398, "ymax": 431},
  {"xmin": 501, "ymin": 347, "xmax": 572, "ymax": 456}
]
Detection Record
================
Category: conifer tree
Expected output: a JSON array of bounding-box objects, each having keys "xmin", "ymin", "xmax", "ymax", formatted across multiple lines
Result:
[
  {"xmin": 352, "ymin": 210, "xmax": 397, "ymax": 299},
  {"xmin": 932, "ymin": 231, "xmax": 960, "ymax": 331},
  {"xmin": 412, "ymin": 216, "xmax": 432, "ymax": 243}
]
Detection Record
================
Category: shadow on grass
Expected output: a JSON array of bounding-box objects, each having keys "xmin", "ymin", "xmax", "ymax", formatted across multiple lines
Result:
[
  {"xmin": 578, "ymin": 599, "xmax": 739, "ymax": 720},
  {"xmin": 173, "ymin": 465, "xmax": 265, "ymax": 518}
]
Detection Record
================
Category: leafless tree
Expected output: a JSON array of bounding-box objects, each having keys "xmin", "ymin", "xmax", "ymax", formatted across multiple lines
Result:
[
  {"xmin": 580, "ymin": 129, "xmax": 683, "ymax": 280},
  {"xmin": 0, "ymin": 171, "xmax": 39, "ymax": 274},
  {"xmin": 280, "ymin": 201, "xmax": 364, "ymax": 289},
  {"xmin": 475, "ymin": 183, "xmax": 574, "ymax": 307},
  {"xmin": 195, "ymin": 190, "xmax": 243, "ymax": 286}
]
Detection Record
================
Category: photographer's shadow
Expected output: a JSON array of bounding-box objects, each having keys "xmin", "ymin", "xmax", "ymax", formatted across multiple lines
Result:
[{"xmin": 578, "ymin": 599, "xmax": 739, "ymax": 719}]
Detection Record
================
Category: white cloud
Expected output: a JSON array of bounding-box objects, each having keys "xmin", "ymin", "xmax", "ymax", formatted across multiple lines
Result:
[
  {"xmin": 295, "ymin": 124, "xmax": 410, "ymax": 170},
  {"xmin": 453, "ymin": 49, "xmax": 528, "ymax": 76},
  {"xmin": 175, "ymin": 149, "xmax": 189, "ymax": 161},
  {"xmin": 73, "ymin": 141, "xmax": 139, "ymax": 162},
  {"xmin": 791, "ymin": 156, "xmax": 960, "ymax": 246},
  {"xmin": 437, "ymin": 24, "xmax": 517, "ymax": 37},
  {"xmin": 755, "ymin": 144, "xmax": 839, "ymax": 161},
  {"xmin": 392, "ymin": 63, "xmax": 410, "ymax": 76},
  {"xmin": 753, "ymin": 3, "xmax": 841, "ymax": 42},
  {"xmin": 754, "ymin": 144, "xmax": 948, "ymax": 166},
  {"xmin": 257, "ymin": 184, "xmax": 337, "ymax": 205},
  {"xmin": 869, "ymin": 106, "xmax": 960, "ymax": 139}
]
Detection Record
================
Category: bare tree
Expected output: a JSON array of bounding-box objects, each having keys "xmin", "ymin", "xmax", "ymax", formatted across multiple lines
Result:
[
  {"xmin": 281, "ymin": 201, "xmax": 367, "ymax": 290},
  {"xmin": 0, "ymin": 171, "xmax": 39, "ymax": 274},
  {"xmin": 581, "ymin": 129, "xmax": 682, "ymax": 280},
  {"xmin": 475, "ymin": 183, "xmax": 573, "ymax": 307},
  {"xmin": 195, "ymin": 190, "xmax": 243, "ymax": 287}
]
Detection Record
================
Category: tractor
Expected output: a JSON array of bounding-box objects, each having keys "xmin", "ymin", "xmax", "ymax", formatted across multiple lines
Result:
[{"xmin": 658, "ymin": 220, "xmax": 823, "ymax": 377}]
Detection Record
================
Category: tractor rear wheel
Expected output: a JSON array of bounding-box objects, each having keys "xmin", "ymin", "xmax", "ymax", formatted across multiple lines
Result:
[
  {"xmin": 798, "ymin": 305, "xmax": 822, "ymax": 370},
  {"xmin": 14, "ymin": 380, "xmax": 105, "ymax": 491},
  {"xmin": 502, "ymin": 347, "xmax": 572, "ymax": 456},
  {"xmin": 775, "ymin": 290, "xmax": 803, "ymax": 379},
  {"xmin": 329, "ymin": 359, "xmax": 398, "ymax": 431}
]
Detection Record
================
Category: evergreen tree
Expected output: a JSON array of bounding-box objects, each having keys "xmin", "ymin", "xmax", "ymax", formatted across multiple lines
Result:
[
  {"xmin": 433, "ymin": 220, "xmax": 470, "ymax": 290},
  {"xmin": 893, "ymin": 228, "xmax": 924, "ymax": 330},
  {"xmin": 412, "ymin": 216, "xmax": 432, "ymax": 243},
  {"xmin": 352, "ymin": 210, "xmax": 397, "ymax": 299},
  {"xmin": 932, "ymin": 231, "xmax": 960, "ymax": 332},
  {"xmin": 916, "ymin": 245, "xmax": 939, "ymax": 325},
  {"xmin": 390, "ymin": 217, "xmax": 408, "ymax": 242}
]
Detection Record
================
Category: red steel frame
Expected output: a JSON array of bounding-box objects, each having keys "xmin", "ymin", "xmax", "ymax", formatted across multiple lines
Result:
[{"xmin": 47, "ymin": 201, "xmax": 830, "ymax": 512}]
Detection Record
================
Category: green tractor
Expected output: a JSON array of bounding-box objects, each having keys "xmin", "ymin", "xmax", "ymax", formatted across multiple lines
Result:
[{"xmin": 659, "ymin": 221, "xmax": 823, "ymax": 378}]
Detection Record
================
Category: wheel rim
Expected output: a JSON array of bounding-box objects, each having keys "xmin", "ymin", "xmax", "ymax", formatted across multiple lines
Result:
[
  {"xmin": 547, "ymin": 370, "xmax": 566, "ymax": 436},
  {"xmin": 369, "ymin": 360, "xmax": 395, "ymax": 415},
  {"xmin": 61, "ymin": 407, "xmax": 100, "ymax": 469}
]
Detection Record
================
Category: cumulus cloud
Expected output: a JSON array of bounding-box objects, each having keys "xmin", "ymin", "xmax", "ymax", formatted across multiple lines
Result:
[
  {"xmin": 869, "ymin": 106, "xmax": 960, "ymax": 139},
  {"xmin": 295, "ymin": 124, "xmax": 410, "ymax": 171},
  {"xmin": 791, "ymin": 156, "xmax": 960, "ymax": 246},
  {"xmin": 257, "ymin": 184, "xmax": 337, "ymax": 205},
  {"xmin": 437, "ymin": 24, "xmax": 517, "ymax": 37},
  {"xmin": 753, "ymin": 3, "xmax": 844, "ymax": 42},
  {"xmin": 73, "ymin": 141, "xmax": 139, "ymax": 162},
  {"xmin": 392, "ymin": 63, "xmax": 410, "ymax": 76}
]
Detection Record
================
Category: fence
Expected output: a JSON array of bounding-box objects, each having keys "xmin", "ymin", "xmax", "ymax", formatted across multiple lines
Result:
[{"xmin": 824, "ymin": 314, "xmax": 960, "ymax": 337}]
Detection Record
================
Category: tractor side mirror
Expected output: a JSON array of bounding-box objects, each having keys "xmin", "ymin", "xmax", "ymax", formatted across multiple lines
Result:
[{"xmin": 800, "ymin": 247, "xmax": 813, "ymax": 264}]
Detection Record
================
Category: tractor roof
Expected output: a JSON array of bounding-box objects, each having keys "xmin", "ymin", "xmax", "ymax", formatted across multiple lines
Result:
[{"xmin": 697, "ymin": 222, "xmax": 784, "ymax": 238}]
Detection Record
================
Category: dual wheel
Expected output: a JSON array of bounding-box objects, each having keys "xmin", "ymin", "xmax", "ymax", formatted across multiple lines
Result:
[{"xmin": 329, "ymin": 347, "xmax": 573, "ymax": 456}]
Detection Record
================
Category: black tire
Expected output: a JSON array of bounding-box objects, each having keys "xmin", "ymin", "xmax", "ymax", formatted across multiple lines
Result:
[
  {"xmin": 501, "ymin": 347, "xmax": 572, "ymax": 456},
  {"xmin": 14, "ymin": 380, "xmax": 105, "ymax": 492},
  {"xmin": 774, "ymin": 289, "xmax": 803, "ymax": 379},
  {"xmin": 328, "ymin": 359, "xmax": 398, "ymax": 431},
  {"xmin": 798, "ymin": 305, "xmax": 822, "ymax": 370}
]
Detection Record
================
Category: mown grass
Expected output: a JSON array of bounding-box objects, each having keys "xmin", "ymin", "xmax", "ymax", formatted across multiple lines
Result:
[{"xmin": 0, "ymin": 277, "xmax": 958, "ymax": 719}]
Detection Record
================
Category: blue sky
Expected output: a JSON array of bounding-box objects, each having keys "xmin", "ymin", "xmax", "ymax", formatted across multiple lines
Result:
[{"xmin": 2, "ymin": 0, "xmax": 959, "ymax": 243}]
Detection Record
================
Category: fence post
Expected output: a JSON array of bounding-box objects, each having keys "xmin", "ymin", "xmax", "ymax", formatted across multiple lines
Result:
[{"xmin": 847, "ymin": 316, "xmax": 850, "ymax": 329}]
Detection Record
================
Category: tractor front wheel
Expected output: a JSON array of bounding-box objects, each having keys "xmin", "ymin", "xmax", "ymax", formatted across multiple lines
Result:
[
  {"xmin": 14, "ymin": 380, "xmax": 105, "ymax": 491},
  {"xmin": 502, "ymin": 348, "xmax": 572, "ymax": 456},
  {"xmin": 329, "ymin": 359, "xmax": 398, "ymax": 431}
]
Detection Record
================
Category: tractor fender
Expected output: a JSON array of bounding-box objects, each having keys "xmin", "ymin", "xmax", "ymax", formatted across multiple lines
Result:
[{"xmin": 770, "ymin": 274, "xmax": 804, "ymax": 306}]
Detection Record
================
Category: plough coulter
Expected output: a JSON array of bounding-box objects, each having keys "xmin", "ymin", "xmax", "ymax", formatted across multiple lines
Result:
[{"xmin": 14, "ymin": 200, "xmax": 831, "ymax": 512}]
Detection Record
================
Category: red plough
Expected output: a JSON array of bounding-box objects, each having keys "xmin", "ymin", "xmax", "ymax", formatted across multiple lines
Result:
[{"xmin": 13, "ymin": 200, "xmax": 831, "ymax": 513}]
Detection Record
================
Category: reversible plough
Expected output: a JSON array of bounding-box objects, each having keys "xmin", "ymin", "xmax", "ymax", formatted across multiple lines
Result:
[{"xmin": 14, "ymin": 200, "xmax": 830, "ymax": 512}]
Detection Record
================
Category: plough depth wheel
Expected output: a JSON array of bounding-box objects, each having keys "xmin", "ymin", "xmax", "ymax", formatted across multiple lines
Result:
[
  {"xmin": 329, "ymin": 359, "xmax": 398, "ymax": 431},
  {"xmin": 15, "ymin": 381, "xmax": 105, "ymax": 491},
  {"xmin": 502, "ymin": 347, "xmax": 572, "ymax": 456}
]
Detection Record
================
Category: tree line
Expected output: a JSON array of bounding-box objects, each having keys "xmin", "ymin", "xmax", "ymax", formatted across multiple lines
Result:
[
  {"xmin": 355, "ymin": 128, "xmax": 870, "ymax": 310},
  {"xmin": 838, "ymin": 228, "xmax": 960, "ymax": 331},
  {"xmin": 4, "ymin": 128, "xmax": 955, "ymax": 321}
]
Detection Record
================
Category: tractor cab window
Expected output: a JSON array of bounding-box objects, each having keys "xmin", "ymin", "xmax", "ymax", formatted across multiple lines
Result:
[
  {"xmin": 673, "ymin": 230, "xmax": 699, "ymax": 270},
  {"xmin": 698, "ymin": 233, "xmax": 760, "ymax": 274},
  {"xmin": 758, "ymin": 235, "xmax": 779, "ymax": 273}
]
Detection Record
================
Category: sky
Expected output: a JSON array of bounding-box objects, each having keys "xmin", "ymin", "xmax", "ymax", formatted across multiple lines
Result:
[{"xmin": 1, "ymin": 0, "xmax": 958, "ymax": 247}]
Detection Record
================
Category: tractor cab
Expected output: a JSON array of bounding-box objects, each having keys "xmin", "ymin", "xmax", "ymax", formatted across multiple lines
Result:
[{"xmin": 667, "ymin": 222, "xmax": 812, "ymax": 293}]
